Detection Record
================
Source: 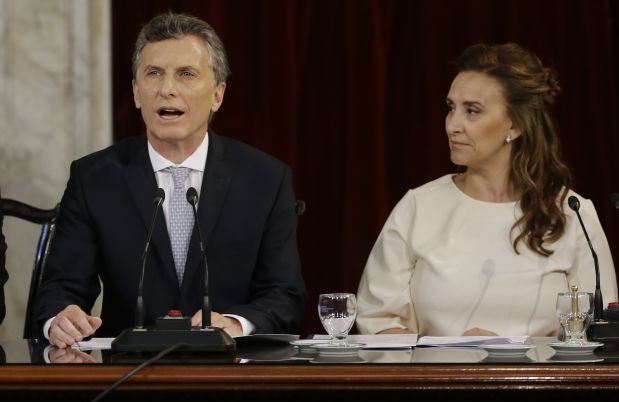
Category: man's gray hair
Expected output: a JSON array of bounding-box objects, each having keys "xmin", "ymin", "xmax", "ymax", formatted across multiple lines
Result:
[{"xmin": 132, "ymin": 12, "xmax": 230, "ymax": 84}]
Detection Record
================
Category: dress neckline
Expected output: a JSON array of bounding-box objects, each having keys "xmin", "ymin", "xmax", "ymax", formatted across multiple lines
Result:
[{"xmin": 448, "ymin": 174, "xmax": 519, "ymax": 206}]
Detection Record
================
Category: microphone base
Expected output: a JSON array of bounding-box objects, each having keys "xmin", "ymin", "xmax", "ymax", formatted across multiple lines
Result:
[
  {"xmin": 587, "ymin": 319, "xmax": 619, "ymax": 344},
  {"xmin": 111, "ymin": 326, "xmax": 236, "ymax": 353}
]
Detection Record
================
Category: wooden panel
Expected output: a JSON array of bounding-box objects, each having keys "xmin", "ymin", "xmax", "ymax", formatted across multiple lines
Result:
[{"xmin": 2, "ymin": 364, "xmax": 619, "ymax": 391}]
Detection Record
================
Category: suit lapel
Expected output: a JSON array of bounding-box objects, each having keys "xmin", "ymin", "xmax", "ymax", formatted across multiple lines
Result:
[
  {"xmin": 182, "ymin": 133, "xmax": 233, "ymax": 293},
  {"xmin": 122, "ymin": 138, "xmax": 177, "ymax": 287}
]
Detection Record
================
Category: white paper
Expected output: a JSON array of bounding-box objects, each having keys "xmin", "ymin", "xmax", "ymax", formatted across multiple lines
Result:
[
  {"xmin": 72, "ymin": 337, "xmax": 115, "ymax": 351},
  {"xmin": 311, "ymin": 334, "xmax": 418, "ymax": 349},
  {"xmin": 416, "ymin": 336, "xmax": 530, "ymax": 347}
]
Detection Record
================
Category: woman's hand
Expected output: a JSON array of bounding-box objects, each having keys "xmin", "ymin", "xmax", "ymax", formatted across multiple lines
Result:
[
  {"xmin": 462, "ymin": 327, "xmax": 498, "ymax": 336},
  {"xmin": 377, "ymin": 328, "xmax": 413, "ymax": 334}
]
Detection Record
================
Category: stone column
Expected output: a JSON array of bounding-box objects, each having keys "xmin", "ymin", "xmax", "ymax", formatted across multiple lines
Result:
[{"xmin": 0, "ymin": 0, "xmax": 111, "ymax": 339}]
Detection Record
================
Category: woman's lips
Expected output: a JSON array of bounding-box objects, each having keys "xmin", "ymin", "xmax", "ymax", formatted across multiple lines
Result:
[{"xmin": 450, "ymin": 140, "xmax": 468, "ymax": 148}]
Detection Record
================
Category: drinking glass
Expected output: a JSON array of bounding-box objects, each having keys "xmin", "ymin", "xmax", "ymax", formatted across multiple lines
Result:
[
  {"xmin": 556, "ymin": 291, "xmax": 594, "ymax": 345},
  {"xmin": 318, "ymin": 293, "xmax": 357, "ymax": 346}
]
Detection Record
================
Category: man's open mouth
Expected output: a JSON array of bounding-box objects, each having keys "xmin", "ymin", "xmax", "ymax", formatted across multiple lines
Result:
[{"xmin": 157, "ymin": 107, "xmax": 185, "ymax": 117}]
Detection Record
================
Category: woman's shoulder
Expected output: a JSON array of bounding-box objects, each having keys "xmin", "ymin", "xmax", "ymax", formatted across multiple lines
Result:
[
  {"xmin": 562, "ymin": 188, "xmax": 600, "ymax": 219},
  {"xmin": 562, "ymin": 188, "xmax": 594, "ymax": 209},
  {"xmin": 392, "ymin": 175, "xmax": 456, "ymax": 213},
  {"xmin": 405, "ymin": 174, "xmax": 456, "ymax": 198}
]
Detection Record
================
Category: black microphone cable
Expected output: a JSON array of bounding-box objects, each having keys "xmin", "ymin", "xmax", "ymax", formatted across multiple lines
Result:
[{"xmin": 90, "ymin": 343, "xmax": 184, "ymax": 402}]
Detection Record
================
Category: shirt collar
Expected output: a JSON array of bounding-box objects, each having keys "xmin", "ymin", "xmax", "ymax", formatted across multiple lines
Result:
[{"xmin": 148, "ymin": 133, "xmax": 209, "ymax": 173}]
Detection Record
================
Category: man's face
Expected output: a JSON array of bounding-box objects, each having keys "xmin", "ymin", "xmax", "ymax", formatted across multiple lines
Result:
[{"xmin": 132, "ymin": 35, "xmax": 225, "ymax": 151}]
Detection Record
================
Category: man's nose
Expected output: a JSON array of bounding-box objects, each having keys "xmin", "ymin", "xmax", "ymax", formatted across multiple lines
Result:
[{"xmin": 159, "ymin": 75, "xmax": 178, "ymax": 97}]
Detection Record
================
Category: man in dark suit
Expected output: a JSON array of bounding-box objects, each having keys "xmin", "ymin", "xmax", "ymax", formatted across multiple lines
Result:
[{"xmin": 36, "ymin": 12, "xmax": 306, "ymax": 348}]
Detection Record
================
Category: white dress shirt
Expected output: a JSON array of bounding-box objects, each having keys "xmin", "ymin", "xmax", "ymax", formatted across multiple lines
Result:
[{"xmin": 147, "ymin": 136, "xmax": 207, "ymax": 234}]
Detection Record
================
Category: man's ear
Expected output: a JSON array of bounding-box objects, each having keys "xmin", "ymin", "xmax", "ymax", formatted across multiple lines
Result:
[{"xmin": 211, "ymin": 83, "xmax": 226, "ymax": 112}]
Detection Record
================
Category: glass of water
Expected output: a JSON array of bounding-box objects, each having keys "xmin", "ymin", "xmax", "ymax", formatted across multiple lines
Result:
[
  {"xmin": 556, "ymin": 290, "xmax": 594, "ymax": 345},
  {"xmin": 318, "ymin": 293, "xmax": 357, "ymax": 346}
]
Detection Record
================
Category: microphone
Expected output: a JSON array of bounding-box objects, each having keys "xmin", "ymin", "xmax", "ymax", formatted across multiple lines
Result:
[
  {"xmin": 136, "ymin": 188, "xmax": 165, "ymax": 329},
  {"xmin": 568, "ymin": 195, "xmax": 603, "ymax": 320},
  {"xmin": 111, "ymin": 186, "xmax": 235, "ymax": 354},
  {"xmin": 462, "ymin": 260, "xmax": 494, "ymax": 333},
  {"xmin": 186, "ymin": 187, "xmax": 211, "ymax": 328},
  {"xmin": 568, "ymin": 195, "xmax": 619, "ymax": 346}
]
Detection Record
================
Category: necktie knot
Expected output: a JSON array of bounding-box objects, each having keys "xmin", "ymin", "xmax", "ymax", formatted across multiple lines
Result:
[{"xmin": 166, "ymin": 166, "xmax": 191, "ymax": 190}]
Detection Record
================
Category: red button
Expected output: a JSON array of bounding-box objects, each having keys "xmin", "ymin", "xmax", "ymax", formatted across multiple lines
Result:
[{"xmin": 167, "ymin": 309, "xmax": 183, "ymax": 317}]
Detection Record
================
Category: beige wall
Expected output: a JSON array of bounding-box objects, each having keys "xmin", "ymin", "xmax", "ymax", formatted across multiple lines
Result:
[{"xmin": 0, "ymin": 0, "xmax": 111, "ymax": 339}]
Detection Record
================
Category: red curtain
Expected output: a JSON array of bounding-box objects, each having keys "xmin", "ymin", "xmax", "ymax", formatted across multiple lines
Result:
[{"xmin": 112, "ymin": 0, "xmax": 619, "ymax": 335}]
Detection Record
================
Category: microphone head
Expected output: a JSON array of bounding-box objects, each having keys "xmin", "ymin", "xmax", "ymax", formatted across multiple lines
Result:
[
  {"xmin": 154, "ymin": 188, "xmax": 165, "ymax": 204},
  {"xmin": 568, "ymin": 195, "xmax": 580, "ymax": 211},
  {"xmin": 612, "ymin": 193, "xmax": 619, "ymax": 209},
  {"xmin": 186, "ymin": 187, "xmax": 199, "ymax": 206}
]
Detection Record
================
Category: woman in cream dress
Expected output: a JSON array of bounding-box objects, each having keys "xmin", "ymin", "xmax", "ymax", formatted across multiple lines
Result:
[{"xmin": 356, "ymin": 43, "xmax": 618, "ymax": 337}]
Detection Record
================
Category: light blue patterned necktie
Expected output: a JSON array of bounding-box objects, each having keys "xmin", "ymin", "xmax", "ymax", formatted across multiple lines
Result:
[{"xmin": 165, "ymin": 166, "xmax": 194, "ymax": 287}]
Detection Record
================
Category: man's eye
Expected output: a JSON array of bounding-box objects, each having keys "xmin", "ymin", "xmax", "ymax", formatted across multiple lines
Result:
[
  {"xmin": 180, "ymin": 71, "xmax": 194, "ymax": 77},
  {"xmin": 146, "ymin": 70, "xmax": 160, "ymax": 76}
]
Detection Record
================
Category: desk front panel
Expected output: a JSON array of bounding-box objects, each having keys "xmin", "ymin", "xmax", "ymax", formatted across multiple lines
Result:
[{"xmin": 1, "ymin": 337, "xmax": 619, "ymax": 400}]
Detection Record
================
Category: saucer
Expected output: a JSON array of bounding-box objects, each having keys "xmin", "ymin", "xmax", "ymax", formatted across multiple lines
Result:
[
  {"xmin": 480, "ymin": 344, "xmax": 536, "ymax": 357},
  {"xmin": 310, "ymin": 342, "xmax": 366, "ymax": 356},
  {"xmin": 290, "ymin": 339, "xmax": 329, "ymax": 346},
  {"xmin": 547, "ymin": 353, "xmax": 604, "ymax": 363},
  {"xmin": 548, "ymin": 341, "xmax": 603, "ymax": 355},
  {"xmin": 290, "ymin": 339, "xmax": 329, "ymax": 352},
  {"xmin": 291, "ymin": 349, "xmax": 319, "ymax": 360}
]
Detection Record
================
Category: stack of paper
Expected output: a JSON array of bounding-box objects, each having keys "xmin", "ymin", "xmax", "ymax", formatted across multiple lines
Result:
[
  {"xmin": 311, "ymin": 334, "xmax": 418, "ymax": 349},
  {"xmin": 416, "ymin": 336, "xmax": 530, "ymax": 347}
]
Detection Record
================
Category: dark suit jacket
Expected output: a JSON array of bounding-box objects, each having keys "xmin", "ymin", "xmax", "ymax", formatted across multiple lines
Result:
[{"xmin": 36, "ymin": 132, "xmax": 307, "ymax": 336}]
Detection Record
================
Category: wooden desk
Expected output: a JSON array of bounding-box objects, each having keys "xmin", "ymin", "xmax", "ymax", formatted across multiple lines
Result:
[
  {"xmin": 1, "ymin": 339, "xmax": 619, "ymax": 401},
  {"xmin": 2, "ymin": 363, "xmax": 619, "ymax": 401}
]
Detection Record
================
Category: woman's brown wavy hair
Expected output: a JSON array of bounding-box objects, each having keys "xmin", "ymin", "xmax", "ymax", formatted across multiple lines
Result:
[{"xmin": 455, "ymin": 43, "xmax": 572, "ymax": 257}]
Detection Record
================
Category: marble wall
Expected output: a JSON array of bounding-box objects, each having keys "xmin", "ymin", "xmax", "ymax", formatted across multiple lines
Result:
[{"xmin": 0, "ymin": 0, "xmax": 111, "ymax": 339}]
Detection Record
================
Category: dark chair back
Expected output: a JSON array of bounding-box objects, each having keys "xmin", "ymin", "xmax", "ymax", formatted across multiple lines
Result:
[
  {"xmin": 0, "ymin": 199, "xmax": 59, "ymax": 339},
  {"xmin": 295, "ymin": 200, "xmax": 306, "ymax": 217}
]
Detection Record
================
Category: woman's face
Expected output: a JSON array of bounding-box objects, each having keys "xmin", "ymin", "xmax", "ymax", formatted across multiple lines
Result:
[{"xmin": 445, "ymin": 71, "xmax": 519, "ymax": 171}]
